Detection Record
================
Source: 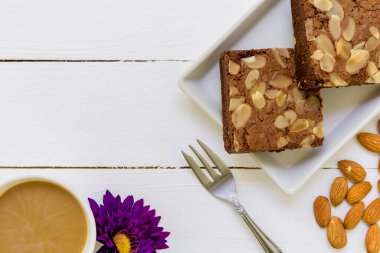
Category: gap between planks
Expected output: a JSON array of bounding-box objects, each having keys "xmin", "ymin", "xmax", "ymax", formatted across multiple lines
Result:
[
  {"xmin": 0, "ymin": 59, "xmax": 192, "ymax": 63},
  {"xmin": 0, "ymin": 166, "xmax": 376, "ymax": 170}
]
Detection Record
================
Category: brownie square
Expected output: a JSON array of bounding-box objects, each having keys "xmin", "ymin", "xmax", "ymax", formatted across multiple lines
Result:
[
  {"xmin": 220, "ymin": 49, "xmax": 324, "ymax": 153},
  {"xmin": 291, "ymin": 0, "xmax": 380, "ymax": 89}
]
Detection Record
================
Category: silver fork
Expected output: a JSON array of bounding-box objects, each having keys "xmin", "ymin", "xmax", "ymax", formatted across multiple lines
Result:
[{"xmin": 182, "ymin": 139, "xmax": 282, "ymax": 253}]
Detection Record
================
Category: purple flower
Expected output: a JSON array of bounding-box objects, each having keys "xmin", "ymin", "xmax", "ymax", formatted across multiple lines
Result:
[{"xmin": 89, "ymin": 191, "xmax": 170, "ymax": 253}]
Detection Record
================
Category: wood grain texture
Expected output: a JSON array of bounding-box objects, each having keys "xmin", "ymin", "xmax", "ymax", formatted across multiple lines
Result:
[
  {"xmin": 0, "ymin": 0, "xmax": 255, "ymax": 60},
  {"xmin": 0, "ymin": 62, "xmax": 378, "ymax": 168},
  {"xmin": 0, "ymin": 168, "xmax": 378, "ymax": 253}
]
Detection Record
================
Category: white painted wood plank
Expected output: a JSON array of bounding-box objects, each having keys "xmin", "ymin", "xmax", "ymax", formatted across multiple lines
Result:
[
  {"xmin": 0, "ymin": 168, "xmax": 377, "ymax": 253},
  {"xmin": 0, "ymin": 0, "xmax": 256, "ymax": 60},
  {"xmin": 0, "ymin": 62, "xmax": 377, "ymax": 168}
]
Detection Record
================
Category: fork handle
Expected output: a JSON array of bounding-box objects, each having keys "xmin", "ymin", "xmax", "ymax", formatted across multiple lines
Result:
[{"xmin": 230, "ymin": 198, "xmax": 282, "ymax": 253}]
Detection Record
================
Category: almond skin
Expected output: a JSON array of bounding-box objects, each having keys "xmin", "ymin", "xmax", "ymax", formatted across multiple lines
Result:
[
  {"xmin": 346, "ymin": 181, "xmax": 372, "ymax": 204},
  {"xmin": 363, "ymin": 198, "xmax": 380, "ymax": 225},
  {"xmin": 338, "ymin": 160, "xmax": 366, "ymax": 183},
  {"xmin": 343, "ymin": 202, "xmax": 365, "ymax": 230},
  {"xmin": 313, "ymin": 196, "xmax": 331, "ymax": 227},
  {"xmin": 357, "ymin": 133, "xmax": 380, "ymax": 153},
  {"xmin": 330, "ymin": 177, "xmax": 348, "ymax": 206},
  {"xmin": 327, "ymin": 216, "xmax": 347, "ymax": 249},
  {"xmin": 366, "ymin": 224, "xmax": 380, "ymax": 253}
]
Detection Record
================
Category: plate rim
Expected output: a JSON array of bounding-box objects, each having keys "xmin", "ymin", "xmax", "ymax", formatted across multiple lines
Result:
[{"xmin": 178, "ymin": 0, "xmax": 380, "ymax": 194}]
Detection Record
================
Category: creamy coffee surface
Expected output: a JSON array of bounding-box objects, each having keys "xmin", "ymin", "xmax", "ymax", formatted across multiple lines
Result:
[{"xmin": 0, "ymin": 181, "xmax": 88, "ymax": 253}]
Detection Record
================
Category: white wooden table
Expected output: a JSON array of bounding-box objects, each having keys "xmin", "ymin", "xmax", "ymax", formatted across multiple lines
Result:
[{"xmin": 0, "ymin": 0, "xmax": 378, "ymax": 252}]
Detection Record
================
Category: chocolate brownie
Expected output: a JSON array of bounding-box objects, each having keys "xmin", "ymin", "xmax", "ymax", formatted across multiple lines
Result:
[
  {"xmin": 220, "ymin": 49, "xmax": 324, "ymax": 153},
  {"xmin": 291, "ymin": 0, "xmax": 380, "ymax": 89}
]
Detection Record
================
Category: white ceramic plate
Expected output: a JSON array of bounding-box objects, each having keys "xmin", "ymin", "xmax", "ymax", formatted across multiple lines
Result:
[{"xmin": 178, "ymin": 0, "xmax": 380, "ymax": 194}]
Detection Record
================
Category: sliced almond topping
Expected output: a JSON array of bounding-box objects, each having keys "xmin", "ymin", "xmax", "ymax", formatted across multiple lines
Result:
[
  {"xmin": 277, "ymin": 137, "xmax": 289, "ymax": 149},
  {"xmin": 300, "ymin": 135, "xmax": 316, "ymax": 147},
  {"xmin": 286, "ymin": 93, "xmax": 294, "ymax": 103},
  {"xmin": 250, "ymin": 81, "xmax": 266, "ymax": 95},
  {"xmin": 231, "ymin": 104, "xmax": 252, "ymax": 129},
  {"xmin": 329, "ymin": 15, "xmax": 341, "ymax": 40},
  {"xmin": 370, "ymin": 26, "xmax": 380, "ymax": 40},
  {"xmin": 284, "ymin": 110, "xmax": 298, "ymax": 125},
  {"xmin": 342, "ymin": 18, "xmax": 356, "ymax": 41},
  {"xmin": 366, "ymin": 77, "xmax": 375, "ymax": 83},
  {"xmin": 233, "ymin": 133, "xmax": 241, "ymax": 152},
  {"xmin": 229, "ymin": 97, "xmax": 245, "ymax": 111},
  {"xmin": 305, "ymin": 19, "xmax": 315, "ymax": 41},
  {"xmin": 272, "ymin": 48, "xmax": 287, "ymax": 68},
  {"xmin": 367, "ymin": 61, "xmax": 378, "ymax": 77},
  {"xmin": 365, "ymin": 37, "xmax": 380, "ymax": 52},
  {"xmin": 313, "ymin": 0, "xmax": 333, "ymax": 12},
  {"xmin": 245, "ymin": 70, "xmax": 260, "ymax": 89},
  {"xmin": 346, "ymin": 49, "xmax": 370, "ymax": 75},
  {"xmin": 229, "ymin": 86, "xmax": 240, "ymax": 96},
  {"xmin": 305, "ymin": 95, "xmax": 322, "ymax": 111},
  {"xmin": 315, "ymin": 34, "xmax": 336, "ymax": 56},
  {"xmin": 320, "ymin": 53, "xmax": 336, "ymax": 73},
  {"xmin": 292, "ymin": 87, "xmax": 305, "ymax": 102},
  {"xmin": 278, "ymin": 48, "xmax": 291, "ymax": 58},
  {"xmin": 330, "ymin": 72, "xmax": 348, "ymax": 86},
  {"xmin": 251, "ymin": 91, "xmax": 266, "ymax": 109},
  {"xmin": 228, "ymin": 60, "xmax": 240, "ymax": 75},
  {"xmin": 291, "ymin": 119, "xmax": 310, "ymax": 133},
  {"xmin": 336, "ymin": 38, "xmax": 352, "ymax": 59},
  {"xmin": 352, "ymin": 41, "xmax": 366, "ymax": 54},
  {"xmin": 274, "ymin": 115, "xmax": 289, "ymax": 129},
  {"xmin": 373, "ymin": 72, "xmax": 380, "ymax": 83},
  {"xmin": 295, "ymin": 100, "xmax": 306, "ymax": 115},
  {"xmin": 313, "ymin": 122, "xmax": 325, "ymax": 138},
  {"xmin": 265, "ymin": 89, "xmax": 279, "ymax": 99},
  {"xmin": 311, "ymin": 50, "xmax": 324, "ymax": 60},
  {"xmin": 308, "ymin": 120, "xmax": 316, "ymax": 129},
  {"xmin": 276, "ymin": 91, "xmax": 287, "ymax": 107},
  {"xmin": 242, "ymin": 55, "xmax": 267, "ymax": 69},
  {"xmin": 326, "ymin": 0, "xmax": 344, "ymax": 20},
  {"xmin": 270, "ymin": 74, "xmax": 293, "ymax": 89}
]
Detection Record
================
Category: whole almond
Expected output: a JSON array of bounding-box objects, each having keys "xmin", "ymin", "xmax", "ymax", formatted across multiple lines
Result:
[
  {"xmin": 343, "ymin": 202, "xmax": 365, "ymax": 230},
  {"xmin": 357, "ymin": 133, "xmax": 380, "ymax": 153},
  {"xmin": 366, "ymin": 224, "xmax": 380, "ymax": 253},
  {"xmin": 327, "ymin": 216, "xmax": 347, "ymax": 249},
  {"xmin": 338, "ymin": 160, "xmax": 366, "ymax": 182},
  {"xmin": 346, "ymin": 181, "xmax": 372, "ymax": 204},
  {"xmin": 330, "ymin": 177, "xmax": 348, "ymax": 206},
  {"xmin": 363, "ymin": 198, "xmax": 380, "ymax": 225},
  {"xmin": 313, "ymin": 196, "xmax": 331, "ymax": 227}
]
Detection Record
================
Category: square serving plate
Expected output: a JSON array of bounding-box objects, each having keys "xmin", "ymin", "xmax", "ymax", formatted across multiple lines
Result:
[{"xmin": 178, "ymin": 0, "xmax": 380, "ymax": 194}]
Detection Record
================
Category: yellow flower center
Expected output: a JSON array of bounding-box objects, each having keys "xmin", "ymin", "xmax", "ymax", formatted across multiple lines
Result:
[{"xmin": 113, "ymin": 232, "xmax": 131, "ymax": 253}]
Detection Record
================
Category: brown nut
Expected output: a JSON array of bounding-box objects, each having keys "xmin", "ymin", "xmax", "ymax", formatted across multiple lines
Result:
[
  {"xmin": 330, "ymin": 177, "xmax": 348, "ymax": 206},
  {"xmin": 313, "ymin": 196, "xmax": 331, "ymax": 228},
  {"xmin": 338, "ymin": 160, "xmax": 366, "ymax": 182}
]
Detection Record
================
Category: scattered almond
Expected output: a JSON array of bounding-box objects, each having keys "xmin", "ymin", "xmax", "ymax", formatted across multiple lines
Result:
[
  {"xmin": 346, "ymin": 181, "xmax": 372, "ymax": 204},
  {"xmin": 330, "ymin": 177, "xmax": 348, "ymax": 206},
  {"xmin": 343, "ymin": 202, "xmax": 364, "ymax": 230},
  {"xmin": 313, "ymin": 196, "xmax": 331, "ymax": 228},
  {"xmin": 338, "ymin": 160, "xmax": 366, "ymax": 182},
  {"xmin": 327, "ymin": 216, "xmax": 347, "ymax": 249},
  {"xmin": 366, "ymin": 224, "xmax": 380, "ymax": 253},
  {"xmin": 363, "ymin": 198, "xmax": 380, "ymax": 225},
  {"xmin": 357, "ymin": 133, "xmax": 380, "ymax": 153}
]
